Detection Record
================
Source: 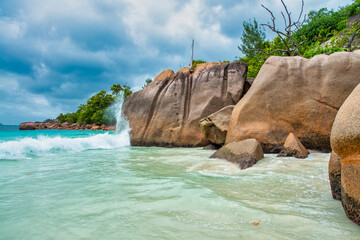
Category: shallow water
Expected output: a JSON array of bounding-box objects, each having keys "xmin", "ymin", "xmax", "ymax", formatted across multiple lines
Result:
[{"xmin": 0, "ymin": 127, "xmax": 359, "ymax": 239}]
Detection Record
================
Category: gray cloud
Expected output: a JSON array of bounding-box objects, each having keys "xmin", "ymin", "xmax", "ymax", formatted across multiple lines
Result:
[{"xmin": 0, "ymin": 0, "xmax": 352, "ymax": 124}]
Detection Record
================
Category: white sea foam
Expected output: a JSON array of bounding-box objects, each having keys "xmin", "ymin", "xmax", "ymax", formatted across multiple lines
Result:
[
  {"xmin": 0, "ymin": 95, "xmax": 130, "ymax": 160},
  {"xmin": 0, "ymin": 131, "xmax": 130, "ymax": 160}
]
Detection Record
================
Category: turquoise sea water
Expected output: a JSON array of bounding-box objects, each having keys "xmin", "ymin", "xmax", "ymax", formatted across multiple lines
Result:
[{"xmin": 1, "ymin": 125, "xmax": 360, "ymax": 239}]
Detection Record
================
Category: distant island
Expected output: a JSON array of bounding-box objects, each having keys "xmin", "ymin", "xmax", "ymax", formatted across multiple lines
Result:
[{"xmin": 0, "ymin": 123, "xmax": 3, "ymax": 126}]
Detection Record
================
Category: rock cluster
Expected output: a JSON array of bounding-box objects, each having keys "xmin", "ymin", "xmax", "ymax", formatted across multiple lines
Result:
[
  {"xmin": 331, "ymin": 83, "xmax": 360, "ymax": 225},
  {"xmin": 123, "ymin": 62, "xmax": 247, "ymax": 147},
  {"xmin": 226, "ymin": 51, "xmax": 360, "ymax": 152},
  {"xmin": 19, "ymin": 120, "xmax": 115, "ymax": 131}
]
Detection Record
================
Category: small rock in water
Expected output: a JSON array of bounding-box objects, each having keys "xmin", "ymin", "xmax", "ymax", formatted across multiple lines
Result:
[
  {"xmin": 210, "ymin": 139, "xmax": 264, "ymax": 170},
  {"xmin": 277, "ymin": 133, "xmax": 309, "ymax": 158}
]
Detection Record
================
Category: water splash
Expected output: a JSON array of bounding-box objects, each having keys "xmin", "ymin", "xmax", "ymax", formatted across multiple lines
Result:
[
  {"xmin": 0, "ymin": 93, "xmax": 131, "ymax": 160},
  {"xmin": 0, "ymin": 133, "xmax": 129, "ymax": 160},
  {"xmin": 113, "ymin": 92, "xmax": 130, "ymax": 136}
]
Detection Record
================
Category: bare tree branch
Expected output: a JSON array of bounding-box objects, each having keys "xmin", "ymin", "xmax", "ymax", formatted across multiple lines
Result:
[
  {"xmin": 260, "ymin": 0, "xmax": 307, "ymax": 56},
  {"xmin": 296, "ymin": 0, "xmax": 305, "ymax": 23},
  {"xmin": 280, "ymin": 0, "xmax": 291, "ymax": 30}
]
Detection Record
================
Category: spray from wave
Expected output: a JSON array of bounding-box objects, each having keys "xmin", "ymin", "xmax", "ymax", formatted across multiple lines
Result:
[{"xmin": 0, "ymin": 95, "xmax": 130, "ymax": 160}]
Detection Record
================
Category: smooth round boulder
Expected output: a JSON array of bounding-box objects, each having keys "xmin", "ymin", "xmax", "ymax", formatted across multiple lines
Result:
[
  {"xmin": 331, "ymin": 83, "xmax": 360, "ymax": 225},
  {"xmin": 226, "ymin": 51, "xmax": 360, "ymax": 152},
  {"xmin": 210, "ymin": 139, "xmax": 264, "ymax": 169},
  {"xmin": 19, "ymin": 122, "xmax": 37, "ymax": 130}
]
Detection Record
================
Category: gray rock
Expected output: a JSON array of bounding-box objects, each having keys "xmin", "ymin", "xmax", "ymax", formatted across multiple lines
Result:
[
  {"xmin": 199, "ymin": 105, "xmax": 234, "ymax": 145},
  {"xmin": 210, "ymin": 139, "xmax": 264, "ymax": 169},
  {"xmin": 123, "ymin": 62, "xmax": 247, "ymax": 147}
]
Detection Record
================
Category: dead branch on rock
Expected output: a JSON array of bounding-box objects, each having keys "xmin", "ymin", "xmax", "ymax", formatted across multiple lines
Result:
[{"xmin": 261, "ymin": 0, "xmax": 307, "ymax": 56}]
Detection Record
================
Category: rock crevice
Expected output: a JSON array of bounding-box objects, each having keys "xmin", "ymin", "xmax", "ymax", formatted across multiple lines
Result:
[{"xmin": 123, "ymin": 62, "xmax": 247, "ymax": 147}]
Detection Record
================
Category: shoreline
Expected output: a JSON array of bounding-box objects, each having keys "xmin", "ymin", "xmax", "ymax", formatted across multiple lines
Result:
[{"xmin": 19, "ymin": 121, "xmax": 116, "ymax": 131}]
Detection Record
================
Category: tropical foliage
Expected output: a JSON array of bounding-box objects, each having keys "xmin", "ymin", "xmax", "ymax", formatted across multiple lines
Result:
[
  {"xmin": 57, "ymin": 84, "xmax": 132, "ymax": 125},
  {"xmin": 238, "ymin": 0, "xmax": 360, "ymax": 78},
  {"xmin": 142, "ymin": 78, "xmax": 153, "ymax": 89}
]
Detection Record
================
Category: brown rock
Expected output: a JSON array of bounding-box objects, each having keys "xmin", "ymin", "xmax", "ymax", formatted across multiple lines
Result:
[
  {"xmin": 104, "ymin": 126, "xmax": 116, "ymax": 131},
  {"xmin": 193, "ymin": 62, "xmax": 225, "ymax": 74},
  {"xmin": 43, "ymin": 119, "xmax": 54, "ymax": 123},
  {"xmin": 153, "ymin": 69, "xmax": 175, "ymax": 82},
  {"xmin": 210, "ymin": 139, "xmax": 264, "ymax": 169},
  {"xmin": 328, "ymin": 152, "xmax": 341, "ymax": 201},
  {"xmin": 61, "ymin": 122, "xmax": 70, "ymax": 128},
  {"xmin": 19, "ymin": 122, "xmax": 37, "ymax": 130},
  {"xmin": 199, "ymin": 105, "xmax": 234, "ymax": 145},
  {"xmin": 123, "ymin": 62, "xmax": 247, "ymax": 147},
  {"xmin": 277, "ymin": 133, "xmax": 309, "ymax": 158},
  {"xmin": 226, "ymin": 51, "xmax": 360, "ymax": 152},
  {"xmin": 91, "ymin": 124, "xmax": 101, "ymax": 130},
  {"xmin": 347, "ymin": 13, "xmax": 360, "ymax": 25},
  {"xmin": 331, "ymin": 83, "xmax": 360, "ymax": 225}
]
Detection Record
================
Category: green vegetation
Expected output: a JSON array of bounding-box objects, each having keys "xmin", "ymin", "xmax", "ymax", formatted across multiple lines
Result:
[
  {"xmin": 192, "ymin": 60, "xmax": 207, "ymax": 68},
  {"xmin": 142, "ymin": 78, "xmax": 153, "ymax": 89},
  {"xmin": 238, "ymin": 0, "xmax": 360, "ymax": 78},
  {"xmin": 57, "ymin": 84, "xmax": 132, "ymax": 125},
  {"xmin": 238, "ymin": 19, "xmax": 266, "ymax": 57}
]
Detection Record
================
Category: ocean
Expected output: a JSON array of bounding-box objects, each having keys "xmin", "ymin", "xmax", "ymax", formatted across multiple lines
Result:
[{"xmin": 0, "ymin": 124, "xmax": 359, "ymax": 239}]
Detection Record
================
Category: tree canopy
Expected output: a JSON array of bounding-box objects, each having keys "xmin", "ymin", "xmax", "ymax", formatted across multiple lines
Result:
[
  {"xmin": 57, "ymin": 84, "xmax": 132, "ymax": 125},
  {"xmin": 238, "ymin": 19, "xmax": 266, "ymax": 57},
  {"xmin": 237, "ymin": 0, "xmax": 360, "ymax": 78}
]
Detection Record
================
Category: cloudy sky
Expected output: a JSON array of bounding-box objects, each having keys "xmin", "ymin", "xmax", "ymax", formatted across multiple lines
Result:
[{"xmin": 0, "ymin": 0, "xmax": 352, "ymax": 124}]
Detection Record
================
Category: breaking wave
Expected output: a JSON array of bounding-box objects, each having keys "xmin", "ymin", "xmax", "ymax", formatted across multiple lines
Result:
[
  {"xmin": 0, "ymin": 131, "xmax": 129, "ymax": 160},
  {"xmin": 0, "ymin": 95, "xmax": 130, "ymax": 160}
]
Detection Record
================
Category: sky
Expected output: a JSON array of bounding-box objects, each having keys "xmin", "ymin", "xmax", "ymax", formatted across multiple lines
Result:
[{"xmin": 0, "ymin": 0, "xmax": 353, "ymax": 124}]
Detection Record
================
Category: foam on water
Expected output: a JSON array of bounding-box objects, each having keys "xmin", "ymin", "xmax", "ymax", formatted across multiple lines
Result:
[
  {"xmin": 0, "ymin": 132, "xmax": 129, "ymax": 159},
  {"xmin": 0, "ymin": 95, "xmax": 130, "ymax": 160}
]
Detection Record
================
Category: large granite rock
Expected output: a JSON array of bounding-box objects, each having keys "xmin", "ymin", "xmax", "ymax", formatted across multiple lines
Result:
[
  {"xmin": 277, "ymin": 133, "xmax": 309, "ymax": 158},
  {"xmin": 19, "ymin": 122, "xmax": 37, "ymax": 130},
  {"xmin": 331, "ymin": 83, "xmax": 360, "ymax": 225},
  {"xmin": 328, "ymin": 152, "xmax": 342, "ymax": 201},
  {"xmin": 226, "ymin": 51, "xmax": 360, "ymax": 152},
  {"xmin": 210, "ymin": 139, "xmax": 264, "ymax": 169},
  {"xmin": 199, "ymin": 105, "xmax": 234, "ymax": 145},
  {"xmin": 123, "ymin": 62, "xmax": 247, "ymax": 147}
]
